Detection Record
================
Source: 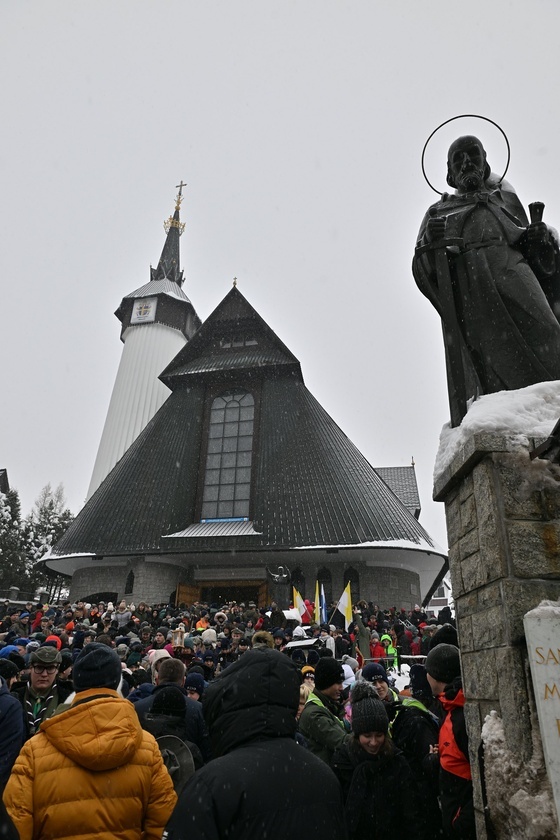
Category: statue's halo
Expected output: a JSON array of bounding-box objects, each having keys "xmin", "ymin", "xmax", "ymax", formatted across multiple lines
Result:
[{"xmin": 421, "ymin": 114, "xmax": 511, "ymax": 195}]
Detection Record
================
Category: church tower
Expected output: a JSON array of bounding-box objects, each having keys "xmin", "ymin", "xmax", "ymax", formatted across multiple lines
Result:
[{"xmin": 87, "ymin": 184, "xmax": 200, "ymax": 499}]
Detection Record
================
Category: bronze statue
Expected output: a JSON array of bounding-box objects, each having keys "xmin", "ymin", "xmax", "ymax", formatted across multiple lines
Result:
[{"xmin": 413, "ymin": 135, "xmax": 560, "ymax": 426}]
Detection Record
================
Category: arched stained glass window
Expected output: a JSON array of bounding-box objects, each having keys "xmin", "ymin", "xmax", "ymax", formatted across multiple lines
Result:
[{"xmin": 201, "ymin": 391, "xmax": 254, "ymax": 520}]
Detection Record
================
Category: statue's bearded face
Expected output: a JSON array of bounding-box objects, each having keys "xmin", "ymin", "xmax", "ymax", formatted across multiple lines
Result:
[{"xmin": 448, "ymin": 137, "xmax": 487, "ymax": 192}]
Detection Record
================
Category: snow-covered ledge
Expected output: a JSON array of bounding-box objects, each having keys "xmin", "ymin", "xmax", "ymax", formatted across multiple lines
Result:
[{"xmin": 433, "ymin": 381, "xmax": 560, "ymax": 501}]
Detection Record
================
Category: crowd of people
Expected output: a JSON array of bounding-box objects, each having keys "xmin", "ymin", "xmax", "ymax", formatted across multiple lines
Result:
[{"xmin": 0, "ymin": 595, "xmax": 474, "ymax": 839}]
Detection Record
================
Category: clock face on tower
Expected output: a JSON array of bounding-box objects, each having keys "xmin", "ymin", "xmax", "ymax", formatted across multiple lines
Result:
[{"xmin": 131, "ymin": 297, "xmax": 158, "ymax": 324}]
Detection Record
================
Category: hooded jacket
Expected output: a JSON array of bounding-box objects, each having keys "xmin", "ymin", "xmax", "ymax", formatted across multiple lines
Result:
[
  {"xmin": 298, "ymin": 688, "xmax": 348, "ymax": 764},
  {"xmin": 0, "ymin": 677, "xmax": 24, "ymax": 791},
  {"xmin": 437, "ymin": 678, "xmax": 475, "ymax": 839},
  {"xmin": 164, "ymin": 648, "xmax": 347, "ymax": 840},
  {"xmin": 3, "ymin": 688, "xmax": 176, "ymax": 840},
  {"xmin": 332, "ymin": 737, "xmax": 422, "ymax": 840}
]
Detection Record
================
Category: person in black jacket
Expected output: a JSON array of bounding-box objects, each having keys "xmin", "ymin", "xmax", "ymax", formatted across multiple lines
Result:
[
  {"xmin": 425, "ymin": 644, "xmax": 475, "ymax": 839},
  {"xmin": 331, "ymin": 682, "xmax": 422, "ymax": 840},
  {"xmin": 133, "ymin": 657, "xmax": 211, "ymax": 762},
  {"xmin": 164, "ymin": 646, "xmax": 347, "ymax": 840},
  {"xmin": 388, "ymin": 698, "xmax": 443, "ymax": 839}
]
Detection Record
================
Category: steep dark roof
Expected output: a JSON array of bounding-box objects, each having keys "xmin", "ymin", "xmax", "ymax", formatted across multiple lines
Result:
[
  {"xmin": 160, "ymin": 286, "xmax": 300, "ymax": 387},
  {"xmin": 52, "ymin": 288, "xmax": 437, "ymax": 558},
  {"xmin": 151, "ymin": 203, "xmax": 184, "ymax": 286},
  {"xmin": 0, "ymin": 469, "xmax": 9, "ymax": 495},
  {"xmin": 375, "ymin": 466, "xmax": 421, "ymax": 518}
]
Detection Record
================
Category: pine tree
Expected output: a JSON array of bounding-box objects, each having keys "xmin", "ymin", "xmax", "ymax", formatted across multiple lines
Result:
[
  {"xmin": 0, "ymin": 488, "xmax": 30, "ymax": 591},
  {"xmin": 23, "ymin": 483, "xmax": 74, "ymax": 592}
]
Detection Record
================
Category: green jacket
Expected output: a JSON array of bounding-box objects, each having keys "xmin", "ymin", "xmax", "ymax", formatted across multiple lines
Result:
[
  {"xmin": 380, "ymin": 634, "xmax": 398, "ymax": 667},
  {"xmin": 298, "ymin": 691, "xmax": 348, "ymax": 764}
]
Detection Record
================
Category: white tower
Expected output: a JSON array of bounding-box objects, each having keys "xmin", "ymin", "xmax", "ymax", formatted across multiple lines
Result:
[{"xmin": 87, "ymin": 185, "xmax": 200, "ymax": 499}]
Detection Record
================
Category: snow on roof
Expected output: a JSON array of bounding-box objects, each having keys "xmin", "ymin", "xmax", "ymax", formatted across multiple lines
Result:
[
  {"xmin": 294, "ymin": 537, "xmax": 446, "ymax": 555},
  {"xmin": 123, "ymin": 279, "xmax": 192, "ymax": 303},
  {"xmin": 435, "ymin": 380, "xmax": 560, "ymax": 479}
]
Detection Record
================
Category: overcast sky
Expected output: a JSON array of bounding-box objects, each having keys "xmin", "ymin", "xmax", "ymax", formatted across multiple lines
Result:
[{"xmin": 3, "ymin": 0, "xmax": 560, "ymax": 553}]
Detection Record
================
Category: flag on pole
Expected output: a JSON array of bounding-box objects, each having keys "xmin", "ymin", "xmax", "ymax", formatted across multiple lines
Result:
[
  {"xmin": 293, "ymin": 586, "xmax": 307, "ymax": 621},
  {"xmin": 320, "ymin": 583, "xmax": 327, "ymax": 625},
  {"xmin": 337, "ymin": 581, "xmax": 353, "ymax": 631},
  {"xmin": 314, "ymin": 580, "xmax": 320, "ymax": 624}
]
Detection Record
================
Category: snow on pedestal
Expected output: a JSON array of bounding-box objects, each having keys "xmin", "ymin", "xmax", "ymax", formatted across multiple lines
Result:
[
  {"xmin": 435, "ymin": 380, "xmax": 560, "ymax": 480},
  {"xmin": 524, "ymin": 601, "xmax": 560, "ymax": 831}
]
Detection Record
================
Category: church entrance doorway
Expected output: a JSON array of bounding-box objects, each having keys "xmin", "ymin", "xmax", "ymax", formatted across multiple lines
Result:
[{"xmin": 175, "ymin": 580, "xmax": 268, "ymax": 608}]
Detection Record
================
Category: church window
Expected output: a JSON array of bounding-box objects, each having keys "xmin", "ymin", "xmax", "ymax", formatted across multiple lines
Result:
[
  {"xmin": 344, "ymin": 567, "xmax": 360, "ymax": 604},
  {"xmin": 201, "ymin": 391, "xmax": 254, "ymax": 520},
  {"xmin": 219, "ymin": 335, "xmax": 258, "ymax": 349},
  {"xmin": 317, "ymin": 566, "xmax": 332, "ymax": 605},
  {"xmin": 124, "ymin": 570, "xmax": 134, "ymax": 595}
]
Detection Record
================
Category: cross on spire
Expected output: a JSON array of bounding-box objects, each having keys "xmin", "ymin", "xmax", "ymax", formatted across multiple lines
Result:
[{"xmin": 174, "ymin": 180, "xmax": 187, "ymax": 210}]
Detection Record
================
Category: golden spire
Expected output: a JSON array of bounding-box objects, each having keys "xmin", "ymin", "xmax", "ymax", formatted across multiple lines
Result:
[
  {"xmin": 175, "ymin": 180, "xmax": 187, "ymax": 211},
  {"xmin": 164, "ymin": 180, "xmax": 187, "ymax": 235}
]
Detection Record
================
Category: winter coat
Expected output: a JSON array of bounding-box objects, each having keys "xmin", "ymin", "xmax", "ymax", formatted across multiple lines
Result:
[
  {"xmin": 134, "ymin": 682, "xmax": 211, "ymax": 761},
  {"xmin": 380, "ymin": 634, "xmax": 398, "ymax": 667},
  {"xmin": 352, "ymin": 613, "xmax": 370, "ymax": 659},
  {"xmin": 0, "ymin": 678, "xmax": 24, "ymax": 791},
  {"xmin": 3, "ymin": 687, "xmax": 176, "ymax": 840},
  {"xmin": 370, "ymin": 640, "xmax": 386, "ymax": 662},
  {"xmin": 331, "ymin": 737, "xmax": 422, "ymax": 840},
  {"xmin": 437, "ymin": 679, "xmax": 475, "ymax": 839},
  {"xmin": 298, "ymin": 689, "xmax": 348, "ymax": 764},
  {"xmin": 11, "ymin": 677, "xmax": 74, "ymax": 739},
  {"xmin": 389, "ymin": 701, "xmax": 442, "ymax": 839},
  {"xmin": 113, "ymin": 608, "xmax": 132, "ymax": 628},
  {"xmin": 164, "ymin": 647, "xmax": 347, "ymax": 840}
]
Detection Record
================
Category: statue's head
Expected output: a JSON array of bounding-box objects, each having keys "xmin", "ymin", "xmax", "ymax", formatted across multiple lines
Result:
[{"xmin": 446, "ymin": 135, "xmax": 491, "ymax": 192}]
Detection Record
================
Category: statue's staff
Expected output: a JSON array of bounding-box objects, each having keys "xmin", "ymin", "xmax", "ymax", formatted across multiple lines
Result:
[{"xmin": 415, "ymin": 214, "xmax": 466, "ymax": 420}]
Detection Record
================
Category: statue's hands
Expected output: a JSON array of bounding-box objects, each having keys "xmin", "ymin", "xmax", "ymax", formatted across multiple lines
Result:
[
  {"xmin": 426, "ymin": 211, "xmax": 446, "ymax": 243},
  {"xmin": 526, "ymin": 221, "xmax": 550, "ymax": 245}
]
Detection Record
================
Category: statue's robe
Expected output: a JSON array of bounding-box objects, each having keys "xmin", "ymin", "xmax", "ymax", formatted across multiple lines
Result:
[{"xmin": 413, "ymin": 181, "xmax": 560, "ymax": 426}]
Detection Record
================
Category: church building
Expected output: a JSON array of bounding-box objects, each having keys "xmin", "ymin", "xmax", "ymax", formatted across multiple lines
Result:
[{"xmin": 47, "ymin": 190, "xmax": 446, "ymax": 609}]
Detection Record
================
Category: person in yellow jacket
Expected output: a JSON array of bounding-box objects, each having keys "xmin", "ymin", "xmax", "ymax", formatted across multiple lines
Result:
[{"xmin": 3, "ymin": 642, "xmax": 176, "ymax": 840}]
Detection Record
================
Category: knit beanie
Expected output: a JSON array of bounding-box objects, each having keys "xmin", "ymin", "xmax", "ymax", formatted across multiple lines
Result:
[
  {"xmin": 351, "ymin": 682, "xmax": 389, "ymax": 736},
  {"xmin": 429, "ymin": 623, "xmax": 458, "ymax": 651},
  {"xmin": 44, "ymin": 635, "xmax": 63, "ymax": 651},
  {"xmin": 425, "ymin": 643, "xmax": 461, "ymax": 685},
  {"xmin": 126, "ymin": 651, "xmax": 142, "ymax": 668},
  {"xmin": 409, "ymin": 663, "xmax": 432, "ymax": 702},
  {"xmin": 73, "ymin": 643, "xmax": 122, "ymax": 692},
  {"xmin": 185, "ymin": 672, "xmax": 205, "ymax": 696},
  {"xmin": 342, "ymin": 655, "xmax": 359, "ymax": 672},
  {"xmin": 0, "ymin": 659, "xmax": 20, "ymax": 681},
  {"xmin": 361, "ymin": 662, "xmax": 388, "ymax": 684},
  {"xmin": 314, "ymin": 657, "xmax": 344, "ymax": 691}
]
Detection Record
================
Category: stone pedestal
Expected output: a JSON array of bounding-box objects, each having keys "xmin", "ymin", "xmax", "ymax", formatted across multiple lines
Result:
[{"xmin": 434, "ymin": 432, "xmax": 560, "ymax": 839}]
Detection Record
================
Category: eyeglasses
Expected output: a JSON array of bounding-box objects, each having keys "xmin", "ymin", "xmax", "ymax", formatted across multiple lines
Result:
[{"xmin": 31, "ymin": 665, "xmax": 58, "ymax": 675}]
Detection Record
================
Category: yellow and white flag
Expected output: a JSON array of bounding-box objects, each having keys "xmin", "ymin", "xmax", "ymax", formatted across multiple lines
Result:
[
  {"xmin": 314, "ymin": 580, "xmax": 320, "ymax": 624},
  {"xmin": 337, "ymin": 581, "xmax": 353, "ymax": 630},
  {"xmin": 293, "ymin": 586, "xmax": 306, "ymax": 620}
]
